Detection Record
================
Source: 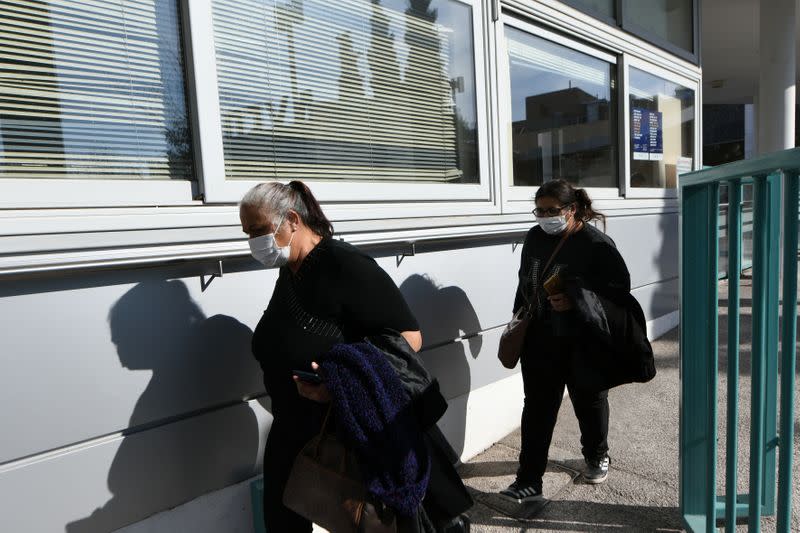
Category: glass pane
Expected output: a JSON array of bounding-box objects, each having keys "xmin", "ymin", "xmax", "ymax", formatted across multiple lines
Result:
[
  {"xmin": 567, "ymin": 0, "xmax": 614, "ymax": 19},
  {"xmin": 623, "ymin": 0, "xmax": 693, "ymax": 52},
  {"xmin": 703, "ymin": 104, "xmax": 745, "ymax": 166},
  {"xmin": 0, "ymin": 1, "xmax": 193, "ymax": 180},
  {"xmin": 505, "ymin": 27, "xmax": 618, "ymax": 188},
  {"xmin": 629, "ymin": 67, "xmax": 694, "ymax": 188},
  {"xmin": 212, "ymin": 0, "xmax": 479, "ymax": 184}
]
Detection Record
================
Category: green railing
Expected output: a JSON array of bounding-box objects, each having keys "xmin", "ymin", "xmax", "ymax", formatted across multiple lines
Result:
[
  {"xmin": 718, "ymin": 182, "xmax": 754, "ymax": 279},
  {"xmin": 679, "ymin": 148, "xmax": 800, "ymax": 532}
]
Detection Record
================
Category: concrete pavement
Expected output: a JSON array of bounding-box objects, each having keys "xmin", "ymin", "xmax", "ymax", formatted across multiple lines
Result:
[{"xmin": 457, "ymin": 278, "xmax": 800, "ymax": 532}]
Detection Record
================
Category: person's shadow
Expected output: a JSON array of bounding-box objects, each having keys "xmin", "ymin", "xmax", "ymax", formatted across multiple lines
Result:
[
  {"xmin": 399, "ymin": 274, "xmax": 482, "ymax": 458},
  {"xmin": 66, "ymin": 280, "xmax": 265, "ymax": 533}
]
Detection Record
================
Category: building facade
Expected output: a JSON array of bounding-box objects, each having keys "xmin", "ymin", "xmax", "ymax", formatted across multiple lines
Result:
[{"xmin": 0, "ymin": 1, "xmax": 699, "ymax": 531}]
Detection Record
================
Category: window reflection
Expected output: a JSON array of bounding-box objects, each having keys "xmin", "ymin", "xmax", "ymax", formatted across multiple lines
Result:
[
  {"xmin": 506, "ymin": 28, "xmax": 617, "ymax": 188},
  {"xmin": 629, "ymin": 67, "xmax": 694, "ymax": 188},
  {"xmin": 213, "ymin": 0, "xmax": 479, "ymax": 184}
]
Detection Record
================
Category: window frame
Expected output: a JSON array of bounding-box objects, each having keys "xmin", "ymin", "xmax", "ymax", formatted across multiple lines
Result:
[
  {"xmin": 497, "ymin": 15, "xmax": 623, "ymax": 215},
  {"xmin": 0, "ymin": 0, "xmax": 200, "ymax": 209},
  {"xmin": 621, "ymin": 55, "xmax": 701, "ymax": 199},
  {"xmin": 191, "ymin": 0, "xmax": 496, "ymax": 215}
]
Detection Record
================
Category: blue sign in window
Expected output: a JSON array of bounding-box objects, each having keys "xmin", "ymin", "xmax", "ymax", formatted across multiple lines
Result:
[{"xmin": 632, "ymin": 107, "xmax": 663, "ymax": 161}]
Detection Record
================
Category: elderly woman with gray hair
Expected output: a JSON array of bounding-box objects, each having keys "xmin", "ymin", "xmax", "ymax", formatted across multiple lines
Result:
[{"xmin": 240, "ymin": 181, "xmax": 453, "ymax": 531}]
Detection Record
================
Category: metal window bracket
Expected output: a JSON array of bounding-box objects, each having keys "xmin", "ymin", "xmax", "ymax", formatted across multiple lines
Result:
[
  {"xmin": 201, "ymin": 260, "xmax": 224, "ymax": 291},
  {"xmin": 396, "ymin": 242, "xmax": 417, "ymax": 267}
]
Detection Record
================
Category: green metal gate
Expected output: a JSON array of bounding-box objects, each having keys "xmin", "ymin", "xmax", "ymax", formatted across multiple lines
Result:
[{"xmin": 679, "ymin": 148, "xmax": 799, "ymax": 532}]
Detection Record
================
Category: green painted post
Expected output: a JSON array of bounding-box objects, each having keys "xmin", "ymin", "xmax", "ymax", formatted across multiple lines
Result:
[
  {"xmin": 725, "ymin": 179, "xmax": 742, "ymax": 533},
  {"xmin": 706, "ymin": 182, "xmax": 720, "ymax": 533},
  {"xmin": 762, "ymin": 173, "xmax": 781, "ymax": 515},
  {"xmin": 680, "ymin": 182, "xmax": 719, "ymax": 532},
  {"xmin": 749, "ymin": 173, "xmax": 781, "ymax": 532},
  {"xmin": 750, "ymin": 173, "xmax": 767, "ymax": 532},
  {"xmin": 777, "ymin": 170, "xmax": 799, "ymax": 533}
]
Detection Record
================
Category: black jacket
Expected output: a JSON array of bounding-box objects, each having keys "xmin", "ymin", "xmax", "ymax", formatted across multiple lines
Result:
[{"xmin": 565, "ymin": 276, "xmax": 656, "ymax": 391}]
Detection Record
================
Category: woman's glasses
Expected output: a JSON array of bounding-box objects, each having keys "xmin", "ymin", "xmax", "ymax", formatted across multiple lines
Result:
[{"xmin": 533, "ymin": 205, "xmax": 571, "ymax": 217}]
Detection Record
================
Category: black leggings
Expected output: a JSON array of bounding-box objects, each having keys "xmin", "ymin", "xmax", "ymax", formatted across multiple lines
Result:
[{"xmin": 517, "ymin": 353, "xmax": 609, "ymax": 485}]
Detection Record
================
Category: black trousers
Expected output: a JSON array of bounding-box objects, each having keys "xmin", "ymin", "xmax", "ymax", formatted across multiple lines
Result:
[
  {"xmin": 262, "ymin": 415, "xmax": 318, "ymax": 533},
  {"xmin": 517, "ymin": 348, "xmax": 610, "ymax": 486}
]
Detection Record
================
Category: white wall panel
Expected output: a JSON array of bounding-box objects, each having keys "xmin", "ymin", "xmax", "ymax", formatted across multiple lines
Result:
[
  {"xmin": 632, "ymin": 278, "xmax": 680, "ymax": 322},
  {"xmin": 604, "ymin": 213, "xmax": 679, "ymax": 289},
  {"xmin": 374, "ymin": 243, "xmax": 522, "ymax": 346},
  {"xmin": 437, "ymin": 373, "xmax": 525, "ymax": 463},
  {"xmin": 0, "ymin": 399, "xmax": 271, "ymax": 533},
  {"xmin": 420, "ymin": 327, "xmax": 513, "ymax": 401},
  {"xmin": 0, "ymin": 267, "xmax": 273, "ymax": 464}
]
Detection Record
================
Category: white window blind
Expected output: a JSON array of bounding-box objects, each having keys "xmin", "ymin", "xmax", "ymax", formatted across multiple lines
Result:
[
  {"xmin": 0, "ymin": 0, "xmax": 192, "ymax": 180},
  {"xmin": 211, "ymin": 0, "xmax": 479, "ymax": 184}
]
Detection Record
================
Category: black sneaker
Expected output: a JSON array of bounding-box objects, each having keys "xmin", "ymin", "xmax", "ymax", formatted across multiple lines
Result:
[
  {"xmin": 584, "ymin": 455, "xmax": 610, "ymax": 484},
  {"xmin": 499, "ymin": 481, "xmax": 543, "ymax": 504},
  {"xmin": 441, "ymin": 514, "xmax": 470, "ymax": 532}
]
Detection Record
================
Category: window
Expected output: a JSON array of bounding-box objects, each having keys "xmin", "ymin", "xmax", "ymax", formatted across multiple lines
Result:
[
  {"xmin": 628, "ymin": 66, "xmax": 695, "ymax": 189},
  {"xmin": 0, "ymin": 0, "xmax": 192, "ymax": 181},
  {"xmin": 211, "ymin": 0, "xmax": 479, "ymax": 186},
  {"xmin": 504, "ymin": 26, "xmax": 618, "ymax": 190},
  {"xmin": 622, "ymin": 0, "xmax": 694, "ymax": 54}
]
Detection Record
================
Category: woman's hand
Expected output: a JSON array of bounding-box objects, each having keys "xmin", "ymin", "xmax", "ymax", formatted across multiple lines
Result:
[
  {"xmin": 293, "ymin": 362, "xmax": 331, "ymax": 403},
  {"xmin": 400, "ymin": 330, "xmax": 423, "ymax": 352},
  {"xmin": 548, "ymin": 293, "xmax": 573, "ymax": 312}
]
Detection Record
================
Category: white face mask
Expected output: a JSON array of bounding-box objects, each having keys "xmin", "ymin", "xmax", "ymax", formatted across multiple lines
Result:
[
  {"xmin": 536, "ymin": 215, "xmax": 569, "ymax": 235},
  {"xmin": 248, "ymin": 218, "xmax": 295, "ymax": 268}
]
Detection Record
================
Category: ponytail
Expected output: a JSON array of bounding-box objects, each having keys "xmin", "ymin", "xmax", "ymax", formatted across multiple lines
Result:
[
  {"xmin": 535, "ymin": 179, "xmax": 606, "ymax": 230},
  {"xmin": 288, "ymin": 181, "xmax": 334, "ymax": 238},
  {"xmin": 573, "ymin": 187, "xmax": 606, "ymax": 230},
  {"xmin": 240, "ymin": 180, "xmax": 334, "ymax": 238}
]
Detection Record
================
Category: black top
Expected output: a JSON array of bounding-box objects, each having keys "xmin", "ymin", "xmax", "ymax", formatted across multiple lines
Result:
[
  {"xmin": 514, "ymin": 224, "xmax": 630, "ymax": 352},
  {"xmin": 252, "ymin": 237, "xmax": 419, "ymax": 415}
]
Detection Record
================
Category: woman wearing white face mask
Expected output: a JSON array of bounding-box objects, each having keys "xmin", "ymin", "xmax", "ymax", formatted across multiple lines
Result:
[
  {"xmin": 499, "ymin": 179, "xmax": 647, "ymax": 504},
  {"xmin": 240, "ymin": 181, "xmax": 423, "ymax": 532}
]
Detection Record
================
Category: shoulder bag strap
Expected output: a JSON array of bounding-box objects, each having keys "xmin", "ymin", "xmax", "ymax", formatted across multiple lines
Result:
[
  {"xmin": 541, "ymin": 232, "xmax": 570, "ymax": 281},
  {"xmin": 523, "ymin": 231, "xmax": 570, "ymax": 315}
]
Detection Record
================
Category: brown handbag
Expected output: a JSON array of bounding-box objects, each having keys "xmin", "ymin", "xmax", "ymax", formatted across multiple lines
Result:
[
  {"xmin": 282, "ymin": 408, "xmax": 397, "ymax": 533},
  {"xmin": 498, "ymin": 233, "xmax": 569, "ymax": 369}
]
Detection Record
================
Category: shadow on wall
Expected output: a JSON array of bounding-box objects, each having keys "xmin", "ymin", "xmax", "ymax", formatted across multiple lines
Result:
[
  {"xmin": 66, "ymin": 280, "xmax": 265, "ymax": 533},
  {"xmin": 643, "ymin": 211, "xmax": 679, "ymax": 330},
  {"xmin": 399, "ymin": 274, "xmax": 482, "ymax": 458}
]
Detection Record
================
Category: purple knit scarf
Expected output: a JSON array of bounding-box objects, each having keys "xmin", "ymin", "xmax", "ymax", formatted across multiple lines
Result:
[{"xmin": 319, "ymin": 342, "xmax": 430, "ymax": 516}]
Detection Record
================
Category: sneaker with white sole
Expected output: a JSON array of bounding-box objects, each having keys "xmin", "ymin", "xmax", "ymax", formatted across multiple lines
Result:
[
  {"xmin": 584, "ymin": 455, "xmax": 610, "ymax": 484},
  {"xmin": 499, "ymin": 481, "xmax": 543, "ymax": 504}
]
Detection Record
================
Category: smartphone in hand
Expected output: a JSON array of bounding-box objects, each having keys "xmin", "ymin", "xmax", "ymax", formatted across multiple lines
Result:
[
  {"xmin": 293, "ymin": 369, "xmax": 323, "ymax": 384},
  {"xmin": 543, "ymin": 272, "xmax": 564, "ymax": 295}
]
